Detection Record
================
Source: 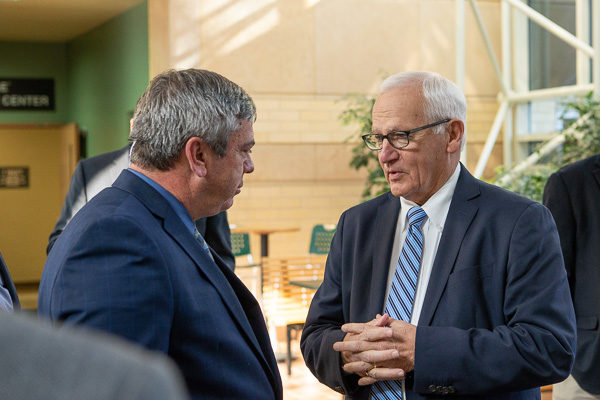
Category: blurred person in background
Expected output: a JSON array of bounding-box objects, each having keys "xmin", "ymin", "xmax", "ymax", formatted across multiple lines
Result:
[
  {"xmin": 544, "ymin": 154, "xmax": 600, "ymax": 400},
  {"xmin": 0, "ymin": 251, "xmax": 19, "ymax": 310}
]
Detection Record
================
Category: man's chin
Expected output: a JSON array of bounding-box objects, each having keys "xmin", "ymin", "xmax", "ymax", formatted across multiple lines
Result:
[
  {"xmin": 220, "ymin": 198, "xmax": 234, "ymax": 212},
  {"xmin": 389, "ymin": 184, "xmax": 410, "ymax": 198}
]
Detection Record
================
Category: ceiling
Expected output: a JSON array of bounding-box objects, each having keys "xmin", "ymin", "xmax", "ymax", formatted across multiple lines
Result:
[{"xmin": 0, "ymin": 0, "xmax": 145, "ymax": 42}]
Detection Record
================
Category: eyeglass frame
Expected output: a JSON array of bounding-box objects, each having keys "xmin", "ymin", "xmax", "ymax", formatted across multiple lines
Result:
[{"xmin": 361, "ymin": 118, "xmax": 451, "ymax": 150}]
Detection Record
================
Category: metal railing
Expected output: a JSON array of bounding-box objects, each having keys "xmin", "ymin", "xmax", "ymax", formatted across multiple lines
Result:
[{"xmin": 455, "ymin": 0, "xmax": 600, "ymax": 178}]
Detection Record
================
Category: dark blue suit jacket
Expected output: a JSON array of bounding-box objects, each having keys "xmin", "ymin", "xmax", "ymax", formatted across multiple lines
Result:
[
  {"xmin": 39, "ymin": 170, "xmax": 282, "ymax": 400},
  {"xmin": 544, "ymin": 154, "xmax": 600, "ymax": 394},
  {"xmin": 0, "ymin": 251, "xmax": 19, "ymax": 309},
  {"xmin": 301, "ymin": 165, "xmax": 576, "ymax": 399}
]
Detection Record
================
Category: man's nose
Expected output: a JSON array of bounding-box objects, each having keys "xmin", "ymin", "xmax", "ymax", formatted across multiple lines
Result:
[
  {"xmin": 378, "ymin": 140, "xmax": 398, "ymax": 163},
  {"xmin": 244, "ymin": 158, "xmax": 254, "ymax": 174}
]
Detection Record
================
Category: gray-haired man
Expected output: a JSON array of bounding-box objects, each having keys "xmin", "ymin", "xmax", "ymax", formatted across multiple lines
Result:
[
  {"xmin": 39, "ymin": 69, "xmax": 282, "ymax": 400},
  {"xmin": 301, "ymin": 71, "xmax": 575, "ymax": 399}
]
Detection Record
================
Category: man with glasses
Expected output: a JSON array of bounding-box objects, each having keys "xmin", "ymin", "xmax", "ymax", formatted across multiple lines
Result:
[{"xmin": 301, "ymin": 71, "xmax": 576, "ymax": 399}]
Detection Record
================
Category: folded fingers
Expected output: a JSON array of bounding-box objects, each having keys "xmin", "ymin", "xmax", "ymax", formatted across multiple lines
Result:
[{"xmin": 357, "ymin": 367, "xmax": 405, "ymax": 386}]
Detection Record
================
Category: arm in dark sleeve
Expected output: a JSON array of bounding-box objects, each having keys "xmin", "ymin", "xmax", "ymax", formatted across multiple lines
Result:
[
  {"xmin": 413, "ymin": 203, "xmax": 576, "ymax": 395},
  {"xmin": 300, "ymin": 212, "xmax": 363, "ymax": 397},
  {"xmin": 47, "ymin": 161, "xmax": 88, "ymax": 254},
  {"xmin": 199, "ymin": 211, "xmax": 235, "ymax": 271},
  {"xmin": 543, "ymin": 172, "xmax": 576, "ymax": 296}
]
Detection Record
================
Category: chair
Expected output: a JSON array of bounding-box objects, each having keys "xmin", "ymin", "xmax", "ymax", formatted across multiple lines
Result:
[
  {"xmin": 308, "ymin": 224, "xmax": 337, "ymax": 255},
  {"xmin": 261, "ymin": 255, "xmax": 327, "ymax": 375},
  {"xmin": 231, "ymin": 232, "xmax": 262, "ymax": 300},
  {"xmin": 282, "ymin": 224, "xmax": 336, "ymax": 374}
]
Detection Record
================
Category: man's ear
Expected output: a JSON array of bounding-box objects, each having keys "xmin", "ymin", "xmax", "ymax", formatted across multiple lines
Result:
[
  {"xmin": 446, "ymin": 119, "xmax": 464, "ymax": 154},
  {"xmin": 185, "ymin": 137, "xmax": 208, "ymax": 177}
]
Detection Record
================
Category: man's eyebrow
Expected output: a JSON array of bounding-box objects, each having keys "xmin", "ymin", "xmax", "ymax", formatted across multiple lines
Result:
[{"xmin": 370, "ymin": 129, "xmax": 406, "ymax": 135}]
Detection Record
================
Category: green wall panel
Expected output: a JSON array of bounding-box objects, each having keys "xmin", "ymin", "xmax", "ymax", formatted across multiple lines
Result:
[
  {"xmin": 67, "ymin": 1, "xmax": 148, "ymax": 156},
  {"xmin": 0, "ymin": 42, "xmax": 68, "ymax": 123}
]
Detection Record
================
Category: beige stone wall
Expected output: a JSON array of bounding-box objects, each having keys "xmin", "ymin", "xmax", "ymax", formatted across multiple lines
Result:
[
  {"xmin": 149, "ymin": 0, "xmax": 505, "ymax": 259},
  {"xmin": 237, "ymin": 94, "xmax": 365, "ymax": 257}
]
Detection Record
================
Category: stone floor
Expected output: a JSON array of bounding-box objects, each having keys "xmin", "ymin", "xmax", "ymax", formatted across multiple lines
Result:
[{"xmin": 278, "ymin": 341, "xmax": 342, "ymax": 400}]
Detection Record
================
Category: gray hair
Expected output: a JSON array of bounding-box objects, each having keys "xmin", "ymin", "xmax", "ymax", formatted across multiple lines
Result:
[
  {"xmin": 379, "ymin": 71, "xmax": 466, "ymax": 145},
  {"xmin": 129, "ymin": 69, "xmax": 256, "ymax": 170}
]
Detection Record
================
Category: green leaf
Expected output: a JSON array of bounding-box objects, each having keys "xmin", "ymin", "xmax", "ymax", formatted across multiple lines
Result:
[{"xmin": 492, "ymin": 92, "xmax": 600, "ymax": 202}]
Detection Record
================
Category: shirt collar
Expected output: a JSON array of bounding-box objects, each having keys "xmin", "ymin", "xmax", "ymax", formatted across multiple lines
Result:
[
  {"xmin": 399, "ymin": 163, "xmax": 461, "ymax": 231},
  {"xmin": 127, "ymin": 168, "xmax": 196, "ymax": 235}
]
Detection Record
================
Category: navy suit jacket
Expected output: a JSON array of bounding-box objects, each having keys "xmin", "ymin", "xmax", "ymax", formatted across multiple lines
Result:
[
  {"xmin": 39, "ymin": 170, "xmax": 282, "ymax": 400},
  {"xmin": 301, "ymin": 164, "xmax": 576, "ymax": 399},
  {"xmin": 543, "ymin": 154, "xmax": 600, "ymax": 394},
  {"xmin": 0, "ymin": 251, "xmax": 19, "ymax": 309},
  {"xmin": 46, "ymin": 146, "xmax": 234, "ymax": 271}
]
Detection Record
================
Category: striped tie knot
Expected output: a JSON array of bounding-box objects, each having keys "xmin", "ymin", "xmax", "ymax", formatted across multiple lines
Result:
[
  {"xmin": 194, "ymin": 228, "xmax": 215, "ymax": 261},
  {"xmin": 407, "ymin": 206, "xmax": 427, "ymax": 228},
  {"xmin": 194, "ymin": 229, "xmax": 210, "ymax": 251}
]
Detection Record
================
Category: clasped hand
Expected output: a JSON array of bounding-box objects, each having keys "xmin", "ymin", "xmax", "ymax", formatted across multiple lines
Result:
[{"xmin": 332, "ymin": 314, "xmax": 416, "ymax": 386}]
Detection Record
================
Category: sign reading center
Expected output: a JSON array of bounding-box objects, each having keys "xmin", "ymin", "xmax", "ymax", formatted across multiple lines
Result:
[{"xmin": 0, "ymin": 78, "xmax": 55, "ymax": 111}]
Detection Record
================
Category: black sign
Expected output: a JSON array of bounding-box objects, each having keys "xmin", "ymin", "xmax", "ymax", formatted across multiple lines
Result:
[
  {"xmin": 0, "ymin": 78, "xmax": 55, "ymax": 111},
  {"xmin": 0, "ymin": 167, "xmax": 29, "ymax": 188}
]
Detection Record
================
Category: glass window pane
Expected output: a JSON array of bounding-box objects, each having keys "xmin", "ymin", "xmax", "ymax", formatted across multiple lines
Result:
[{"xmin": 528, "ymin": 0, "xmax": 576, "ymax": 90}]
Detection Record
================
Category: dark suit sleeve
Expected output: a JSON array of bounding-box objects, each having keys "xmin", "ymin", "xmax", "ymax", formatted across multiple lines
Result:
[
  {"xmin": 301, "ymin": 212, "xmax": 361, "ymax": 397},
  {"xmin": 543, "ymin": 172, "xmax": 576, "ymax": 297},
  {"xmin": 47, "ymin": 161, "xmax": 88, "ymax": 254},
  {"xmin": 0, "ymin": 252, "xmax": 20, "ymax": 309},
  {"xmin": 199, "ymin": 211, "xmax": 235, "ymax": 271},
  {"xmin": 414, "ymin": 203, "xmax": 576, "ymax": 394},
  {"xmin": 48, "ymin": 215, "xmax": 174, "ymax": 352}
]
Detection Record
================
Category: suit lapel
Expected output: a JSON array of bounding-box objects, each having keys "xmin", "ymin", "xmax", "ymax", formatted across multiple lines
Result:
[
  {"xmin": 209, "ymin": 247, "xmax": 282, "ymax": 393},
  {"xmin": 419, "ymin": 165, "xmax": 480, "ymax": 326},
  {"xmin": 371, "ymin": 193, "xmax": 401, "ymax": 315},
  {"xmin": 163, "ymin": 218, "xmax": 280, "ymax": 389},
  {"xmin": 113, "ymin": 171, "xmax": 280, "ymax": 392}
]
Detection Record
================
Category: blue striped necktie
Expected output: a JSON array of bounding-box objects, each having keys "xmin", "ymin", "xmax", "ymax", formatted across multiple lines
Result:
[
  {"xmin": 371, "ymin": 206, "xmax": 427, "ymax": 400},
  {"xmin": 194, "ymin": 228, "xmax": 214, "ymax": 261}
]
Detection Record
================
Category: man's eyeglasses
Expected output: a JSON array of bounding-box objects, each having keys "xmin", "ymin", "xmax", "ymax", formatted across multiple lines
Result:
[{"xmin": 361, "ymin": 119, "xmax": 451, "ymax": 150}]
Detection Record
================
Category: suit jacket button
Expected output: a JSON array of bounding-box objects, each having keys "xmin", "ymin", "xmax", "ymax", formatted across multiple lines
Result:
[
  {"xmin": 429, "ymin": 385, "xmax": 437, "ymax": 393},
  {"xmin": 334, "ymin": 386, "xmax": 345, "ymax": 394}
]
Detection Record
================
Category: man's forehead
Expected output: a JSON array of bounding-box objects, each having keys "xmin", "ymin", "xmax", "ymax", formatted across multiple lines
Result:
[
  {"xmin": 229, "ymin": 121, "xmax": 254, "ymax": 144},
  {"xmin": 375, "ymin": 85, "xmax": 423, "ymax": 108}
]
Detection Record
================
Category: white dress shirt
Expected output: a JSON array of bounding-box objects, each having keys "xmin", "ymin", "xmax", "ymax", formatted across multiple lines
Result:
[
  {"xmin": 0, "ymin": 274, "xmax": 14, "ymax": 310},
  {"xmin": 383, "ymin": 163, "xmax": 461, "ymax": 325}
]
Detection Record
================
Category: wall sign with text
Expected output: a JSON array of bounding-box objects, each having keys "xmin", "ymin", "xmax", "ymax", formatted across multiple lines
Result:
[
  {"xmin": 0, "ymin": 78, "xmax": 55, "ymax": 111},
  {"xmin": 0, "ymin": 167, "xmax": 29, "ymax": 189}
]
